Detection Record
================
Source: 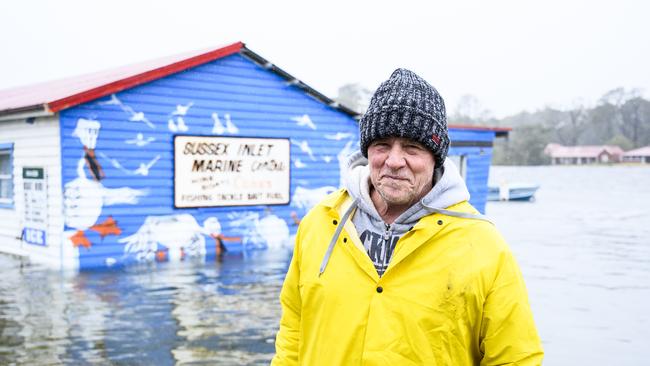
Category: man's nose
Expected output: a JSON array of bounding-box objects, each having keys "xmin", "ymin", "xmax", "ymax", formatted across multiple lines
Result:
[{"xmin": 385, "ymin": 147, "xmax": 406, "ymax": 169}]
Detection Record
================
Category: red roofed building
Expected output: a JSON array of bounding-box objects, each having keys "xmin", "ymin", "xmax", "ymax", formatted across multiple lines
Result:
[
  {"xmin": 544, "ymin": 143, "xmax": 624, "ymax": 165},
  {"xmin": 622, "ymin": 146, "xmax": 650, "ymax": 163}
]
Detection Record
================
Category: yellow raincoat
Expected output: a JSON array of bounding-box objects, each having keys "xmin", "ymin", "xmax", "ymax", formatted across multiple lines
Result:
[{"xmin": 272, "ymin": 189, "xmax": 543, "ymax": 365}]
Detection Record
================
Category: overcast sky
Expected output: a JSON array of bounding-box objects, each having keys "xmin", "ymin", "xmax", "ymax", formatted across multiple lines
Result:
[{"xmin": 1, "ymin": 0, "xmax": 648, "ymax": 117}]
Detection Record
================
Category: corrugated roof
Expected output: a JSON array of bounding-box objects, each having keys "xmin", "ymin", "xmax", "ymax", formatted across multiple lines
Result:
[{"xmin": 0, "ymin": 42, "xmax": 243, "ymax": 115}]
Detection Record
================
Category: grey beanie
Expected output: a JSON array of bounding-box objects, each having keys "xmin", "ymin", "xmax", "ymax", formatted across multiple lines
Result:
[{"xmin": 359, "ymin": 68, "xmax": 449, "ymax": 167}]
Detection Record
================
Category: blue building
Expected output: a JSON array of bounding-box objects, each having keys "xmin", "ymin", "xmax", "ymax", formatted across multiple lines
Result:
[{"xmin": 0, "ymin": 42, "xmax": 508, "ymax": 270}]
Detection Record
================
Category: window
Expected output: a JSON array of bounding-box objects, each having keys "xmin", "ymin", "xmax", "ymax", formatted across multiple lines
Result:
[{"xmin": 0, "ymin": 143, "xmax": 14, "ymax": 207}]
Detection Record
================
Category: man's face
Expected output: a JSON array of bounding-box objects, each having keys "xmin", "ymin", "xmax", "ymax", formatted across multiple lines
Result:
[{"xmin": 368, "ymin": 136, "xmax": 435, "ymax": 208}]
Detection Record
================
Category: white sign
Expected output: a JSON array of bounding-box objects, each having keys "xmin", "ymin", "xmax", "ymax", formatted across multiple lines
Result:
[
  {"xmin": 174, "ymin": 136, "xmax": 291, "ymax": 208},
  {"xmin": 22, "ymin": 167, "xmax": 48, "ymax": 246}
]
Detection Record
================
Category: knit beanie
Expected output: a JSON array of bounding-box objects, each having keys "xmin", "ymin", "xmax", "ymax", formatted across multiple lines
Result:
[{"xmin": 359, "ymin": 68, "xmax": 449, "ymax": 167}]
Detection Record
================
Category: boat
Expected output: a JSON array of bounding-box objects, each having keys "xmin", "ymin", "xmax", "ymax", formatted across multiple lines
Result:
[{"xmin": 487, "ymin": 183, "xmax": 540, "ymax": 201}]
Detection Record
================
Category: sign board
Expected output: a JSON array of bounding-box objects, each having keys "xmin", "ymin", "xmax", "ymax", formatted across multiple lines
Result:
[
  {"xmin": 174, "ymin": 136, "xmax": 291, "ymax": 208},
  {"xmin": 22, "ymin": 167, "xmax": 47, "ymax": 246}
]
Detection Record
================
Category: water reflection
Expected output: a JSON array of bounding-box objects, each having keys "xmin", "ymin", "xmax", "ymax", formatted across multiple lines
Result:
[{"xmin": 0, "ymin": 250, "xmax": 289, "ymax": 365}]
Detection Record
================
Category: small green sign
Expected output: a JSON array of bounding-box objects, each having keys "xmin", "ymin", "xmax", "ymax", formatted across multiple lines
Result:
[{"xmin": 23, "ymin": 167, "xmax": 44, "ymax": 179}]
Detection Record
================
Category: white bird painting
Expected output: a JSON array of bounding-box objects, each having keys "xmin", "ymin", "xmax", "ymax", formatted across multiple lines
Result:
[
  {"xmin": 211, "ymin": 112, "xmax": 225, "ymax": 134},
  {"xmin": 98, "ymin": 94, "xmax": 121, "ymax": 106},
  {"xmin": 134, "ymin": 155, "xmax": 161, "ymax": 176},
  {"xmin": 324, "ymin": 132, "xmax": 354, "ymax": 140},
  {"xmin": 126, "ymin": 109, "xmax": 155, "ymax": 129},
  {"xmin": 172, "ymin": 102, "xmax": 194, "ymax": 116},
  {"xmin": 175, "ymin": 117, "xmax": 189, "ymax": 132},
  {"xmin": 168, "ymin": 118, "xmax": 178, "ymax": 132},
  {"xmin": 119, "ymin": 215, "xmax": 222, "ymax": 262},
  {"xmin": 98, "ymin": 94, "xmax": 155, "ymax": 129},
  {"xmin": 125, "ymin": 133, "xmax": 155, "ymax": 147},
  {"xmin": 290, "ymin": 139, "xmax": 316, "ymax": 161},
  {"xmin": 291, "ymin": 114, "xmax": 317, "ymax": 130},
  {"xmin": 224, "ymin": 113, "xmax": 239, "ymax": 134},
  {"xmin": 98, "ymin": 152, "xmax": 160, "ymax": 177},
  {"xmin": 294, "ymin": 159, "xmax": 307, "ymax": 168}
]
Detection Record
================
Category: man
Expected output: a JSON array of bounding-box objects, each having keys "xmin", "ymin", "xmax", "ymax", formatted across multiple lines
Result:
[{"xmin": 272, "ymin": 69, "xmax": 543, "ymax": 365}]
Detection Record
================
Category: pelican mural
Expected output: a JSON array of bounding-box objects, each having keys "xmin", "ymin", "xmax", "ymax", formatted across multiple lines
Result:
[
  {"xmin": 119, "ymin": 214, "xmax": 222, "ymax": 262},
  {"xmin": 64, "ymin": 118, "xmax": 146, "ymax": 252}
]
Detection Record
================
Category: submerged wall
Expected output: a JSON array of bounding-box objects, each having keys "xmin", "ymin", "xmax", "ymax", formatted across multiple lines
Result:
[{"xmin": 59, "ymin": 53, "xmax": 359, "ymax": 269}]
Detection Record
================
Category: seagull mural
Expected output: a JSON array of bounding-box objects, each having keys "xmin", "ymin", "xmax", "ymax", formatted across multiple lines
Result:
[
  {"xmin": 125, "ymin": 133, "xmax": 155, "ymax": 147},
  {"xmin": 129, "ymin": 112, "xmax": 154, "ymax": 129},
  {"xmin": 294, "ymin": 158, "xmax": 307, "ymax": 168},
  {"xmin": 98, "ymin": 94, "xmax": 155, "ymax": 129},
  {"xmin": 211, "ymin": 112, "xmax": 225, "ymax": 134},
  {"xmin": 291, "ymin": 139, "xmax": 316, "ymax": 161},
  {"xmin": 168, "ymin": 117, "xmax": 188, "ymax": 132},
  {"xmin": 224, "ymin": 113, "xmax": 239, "ymax": 134},
  {"xmin": 134, "ymin": 155, "xmax": 161, "ymax": 176},
  {"xmin": 325, "ymin": 132, "xmax": 354, "ymax": 140},
  {"xmin": 167, "ymin": 102, "xmax": 193, "ymax": 132},
  {"xmin": 172, "ymin": 102, "xmax": 194, "ymax": 116},
  {"xmin": 211, "ymin": 112, "xmax": 239, "ymax": 134},
  {"xmin": 98, "ymin": 152, "xmax": 161, "ymax": 177},
  {"xmin": 291, "ymin": 114, "xmax": 317, "ymax": 130}
]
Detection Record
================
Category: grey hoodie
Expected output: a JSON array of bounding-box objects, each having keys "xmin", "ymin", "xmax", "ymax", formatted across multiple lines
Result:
[{"xmin": 343, "ymin": 151, "xmax": 472, "ymax": 276}]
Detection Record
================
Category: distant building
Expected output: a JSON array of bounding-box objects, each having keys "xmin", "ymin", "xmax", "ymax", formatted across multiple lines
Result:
[
  {"xmin": 544, "ymin": 143, "xmax": 624, "ymax": 165},
  {"xmin": 622, "ymin": 146, "xmax": 650, "ymax": 163}
]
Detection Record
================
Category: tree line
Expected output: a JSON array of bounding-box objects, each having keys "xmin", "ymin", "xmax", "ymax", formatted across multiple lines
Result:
[{"xmin": 337, "ymin": 85, "xmax": 650, "ymax": 165}]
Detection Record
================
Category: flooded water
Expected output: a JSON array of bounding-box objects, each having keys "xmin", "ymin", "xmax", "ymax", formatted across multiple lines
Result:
[
  {"xmin": 488, "ymin": 165, "xmax": 650, "ymax": 366},
  {"xmin": 1, "ymin": 165, "xmax": 649, "ymax": 365}
]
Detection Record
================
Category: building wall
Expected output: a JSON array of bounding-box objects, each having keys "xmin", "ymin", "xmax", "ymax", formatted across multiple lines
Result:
[
  {"xmin": 0, "ymin": 115, "xmax": 65, "ymax": 267},
  {"xmin": 448, "ymin": 129, "xmax": 495, "ymax": 214},
  {"xmin": 59, "ymin": 53, "xmax": 359, "ymax": 269}
]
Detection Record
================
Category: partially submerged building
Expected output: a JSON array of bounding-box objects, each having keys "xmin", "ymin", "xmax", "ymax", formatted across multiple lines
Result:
[
  {"xmin": 0, "ymin": 42, "xmax": 508, "ymax": 269},
  {"xmin": 544, "ymin": 143, "xmax": 624, "ymax": 164},
  {"xmin": 622, "ymin": 146, "xmax": 650, "ymax": 163}
]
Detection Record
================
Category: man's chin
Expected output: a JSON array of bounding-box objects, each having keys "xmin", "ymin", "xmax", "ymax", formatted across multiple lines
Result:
[{"xmin": 378, "ymin": 191, "xmax": 413, "ymax": 207}]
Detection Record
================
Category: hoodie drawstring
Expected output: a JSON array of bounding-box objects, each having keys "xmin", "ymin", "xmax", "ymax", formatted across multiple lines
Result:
[{"xmin": 319, "ymin": 199, "xmax": 358, "ymax": 277}]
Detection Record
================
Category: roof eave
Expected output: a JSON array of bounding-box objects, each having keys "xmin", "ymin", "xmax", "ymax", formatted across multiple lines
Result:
[{"xmin": 0, "ymin": 105, "xmax": 53, "ymax": 122}]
